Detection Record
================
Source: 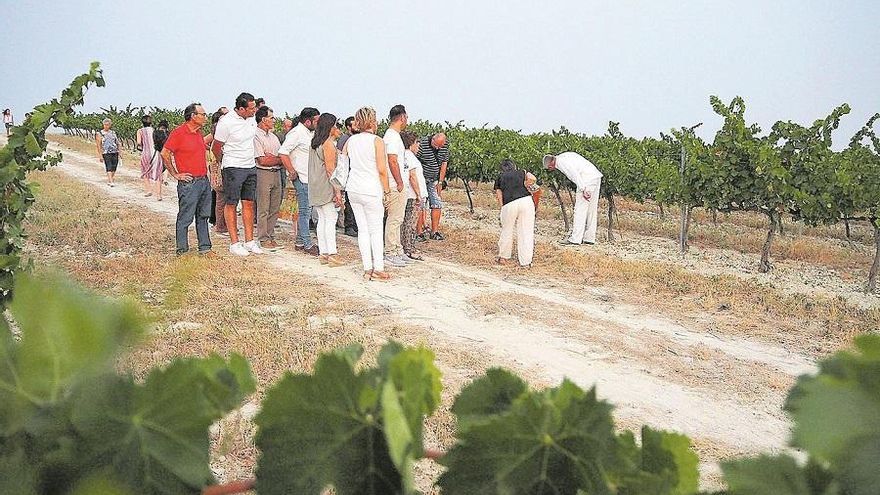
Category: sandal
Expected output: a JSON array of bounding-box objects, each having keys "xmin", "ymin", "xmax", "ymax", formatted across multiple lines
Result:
[
  {"xmin": 405, "ymin": 253, "xmax": 424, "ymax": 261},
  {"xmin": 495, "ymin": 257, "xmax": 511, "ymax": 266},
  {"xmin": 371, "ymin": 271, "xmax": 391, "ymax": 281},
  {"xmin": 363, "ymin": 270, "xmax": 373, "ymax": 280}
]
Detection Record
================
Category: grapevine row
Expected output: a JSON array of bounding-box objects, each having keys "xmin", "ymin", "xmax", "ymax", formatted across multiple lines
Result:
[{"xmin": 60, "ymin": 101, "xmax": 880, "ymax": 291}]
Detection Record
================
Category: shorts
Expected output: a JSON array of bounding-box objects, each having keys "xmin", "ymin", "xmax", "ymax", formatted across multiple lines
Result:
[
  {"xmin": 426, "ymin": 179, "xmax": 443, "ymax": 209},
  {"xmin": 4, "ymin": 123, "xmax": 11, "ymax": 131},
  {"xmin": 222, "ymin": 167, "xmax": 257, "ymax": 203},
  {"xmin": 103, "ymin": 153, "xmax": 119, "ymax": 172}
]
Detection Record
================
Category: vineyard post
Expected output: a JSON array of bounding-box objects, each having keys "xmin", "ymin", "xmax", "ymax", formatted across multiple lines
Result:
[
  {"xmin": 678, "ymin": 123, "xmax": 701, "ymax": 254},
  {"xmin": 549, "ymin": 180, "xmax": 571, "ymax": 232},
  {"xmin": 461, "ymin": 177, "xmax": 474, "ymax": 214},
  {"xmin": 760, "ymin": 210, "xmax": 780, "ymax": 273},
  {"xmin": 606, "ymin": 192, "xmax": 616, "ymax": 242},
  {"xmin": 869, "ymin": 218, "xmax": 880, "ymax": 292}
]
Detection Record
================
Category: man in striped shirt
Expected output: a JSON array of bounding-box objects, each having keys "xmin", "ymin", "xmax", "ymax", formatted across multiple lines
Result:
[{"xmin": 416, "ymin": 133, "xmax": 449, "ymax": 240}]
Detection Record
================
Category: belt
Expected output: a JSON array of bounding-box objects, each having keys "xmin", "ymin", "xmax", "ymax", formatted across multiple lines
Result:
[{"xmin": 256, "ymin": 167, "xmax": 281, "ymax": 172}]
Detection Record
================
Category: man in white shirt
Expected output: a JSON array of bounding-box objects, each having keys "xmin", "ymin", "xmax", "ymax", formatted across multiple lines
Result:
[
  {"xmin": 212, "ymin": 92, "xmax": 261, "ymax": 256},
  {"xmin": 382, "ymin": 105, "xmax": 409, "ymax": 267},
  {"xmin": 279, "ymin": 107, "xmax": 320, "ymax": 256},
  {"xmin": 545, "ymin": 152, "xmax": 603, "ymax": 245}
]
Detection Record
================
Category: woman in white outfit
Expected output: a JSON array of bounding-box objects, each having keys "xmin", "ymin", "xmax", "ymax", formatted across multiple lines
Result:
[
  {"xmin": 341, "ymin": 107, "xmax": 392, "ymax": 280},
  {"xmin": 308, "ymin": 113, "xmax": 345, "ymax": 266},
  {"xmin": 494, "ymin": 159, "xmax": 537, "ymax": 267}
]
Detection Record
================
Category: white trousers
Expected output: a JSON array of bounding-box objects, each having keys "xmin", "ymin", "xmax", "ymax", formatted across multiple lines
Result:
[
  {"xmin": 570, "ymin": 181, "xmax": 601, "ymax": 244},
  {"xmin": 314, "ymin": 202, "xmax": 338, "ymax": 255},
  {"xmin": 498, "ymin": 196, "xmax": 536, "ymax": 266},
  {"xmin": 348, "ymin": 191, "xmax": 385, "ymax": 272}
]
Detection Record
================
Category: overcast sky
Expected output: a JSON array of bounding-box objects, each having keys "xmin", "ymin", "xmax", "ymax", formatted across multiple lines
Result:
[{"xmin": 1, "ymin": 0, "xmax": 877, "ymax": 146}]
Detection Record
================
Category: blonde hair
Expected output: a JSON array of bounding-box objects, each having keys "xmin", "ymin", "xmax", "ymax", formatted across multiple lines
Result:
[{"xmin": 353, "ymin": 107, "xmax": 377, "ymax": 133}]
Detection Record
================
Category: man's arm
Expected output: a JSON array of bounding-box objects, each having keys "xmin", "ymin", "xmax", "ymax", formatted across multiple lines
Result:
[
  {"xmin": 256, "ymin": 154, "xmax": 281, "ymax": 166},
  {"xmin": 279, "ymin": 154, "xmax": 296, "ymax": 179},
  {"xmin": 161, "ymin": 148, "xmax": 191, "ymax": 181},
  {"xmin": 494, "ymin": 189, "xmax": 503, "ymax": 207},
  {"xmin": 409, "ymin": 169, "xmax": 421, "ymax": 201},
  {"xmin": 387, "ymin": 154, "xmax": 404, "ymax": 192},
  {"xmin": 211, "ymin": 140, "xmax": 224, "ymax": 165},
  {"xmin": 436, "ymin": 161, "xmax": 448, "ymax": 195}
]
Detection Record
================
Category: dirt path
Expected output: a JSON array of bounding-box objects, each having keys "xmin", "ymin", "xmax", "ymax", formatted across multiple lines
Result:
[{"xmin": 38, "ymin": 138, "xmax": 821, "ymax": 479}]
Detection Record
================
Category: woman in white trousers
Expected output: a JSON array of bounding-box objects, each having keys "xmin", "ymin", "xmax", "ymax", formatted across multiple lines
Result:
[
  {"xmin": 494, "ymin": 160, "xmax": 537, "ymax": 267},
  {"xmin": 308, "ymin": 113, "xmax": 345, "ymax": 266},
  {"xmin": 341, "ymin": 107, "xmax": 392, "ymax": 280}
]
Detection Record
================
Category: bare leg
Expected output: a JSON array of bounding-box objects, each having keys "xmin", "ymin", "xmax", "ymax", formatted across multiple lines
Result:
[
  {"xmin": 224, "ymin": 203, "xmax": 239, "ymax": 243},
  {"xmin": 431, "ymin": 208, "xmax": 441, "ymax": 233},
  {"xmin": 241, "ymin": 200, "xmax": 255, "ymax": 242}
]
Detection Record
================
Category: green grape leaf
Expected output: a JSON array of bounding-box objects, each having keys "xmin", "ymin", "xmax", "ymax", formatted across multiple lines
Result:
[
  {"xmin": 381, "ymin": 379, "xmax": 417, "ymax": 493},
  {"xmin": 451, "ymin": 367, "xmax": 528, "ymax": 432},
  {"xmin": 0, "ymin": 272, "xmax": 143, "ymax": 434},
  {"xmin": 785, "ymin": 335, "xmax": 880, "ymax": 493},
  {"xmin": 0, "ymin": 447, "xmax": 38, "ymax": 495},
  {"xmin": 24, "ymin": 132, "xmax": 42, "ymax": 156},
  {"xmin": 619, "ymin": 427, "xmax": 699, "ymax": 495},
  {"xmin": 385, "ymin": 346, "xmax": 442, "ymax": 454},
  {"xmin": 439, "ymin": 380, "xmax": 618, "ymax": 495},
  {"xmin": 255, "ymin": 351, "xmax": 403, "ymax": 495},
  {"xmin": 70, "ymin": 354, "xmax": 254, "ymax": 494},
  {"xmin": 721, "ymin": 454, "xmax": 841, "ymax": 495}
]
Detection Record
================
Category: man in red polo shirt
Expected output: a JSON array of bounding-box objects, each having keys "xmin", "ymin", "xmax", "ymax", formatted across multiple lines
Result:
[{"xmin": 161, "ymin": 103, "xmax": 215, "ymax": 256}]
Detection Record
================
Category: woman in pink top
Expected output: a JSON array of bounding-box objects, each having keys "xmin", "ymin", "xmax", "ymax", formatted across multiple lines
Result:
[{"xmin": 136, "ymin": 114, "xmax": 164, "ymax": 200}]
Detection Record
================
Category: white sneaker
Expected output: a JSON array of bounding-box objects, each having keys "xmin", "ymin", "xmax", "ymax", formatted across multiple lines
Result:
[
  {"xmin": 396, "ymin": 254, "xmax": 412, "ymax": 265},
  {"xmin": 229, "ymin": 242, "xmax": 250, "ymax": 257},
  {"xmin": 244, "ymin": 240, "xmax": 264, "ymax": 254},
  {"xmin": 383, "ymin": 255, "xmax": 406, "ymax": 268}
]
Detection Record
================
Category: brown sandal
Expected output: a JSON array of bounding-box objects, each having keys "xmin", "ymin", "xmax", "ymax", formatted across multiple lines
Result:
[{"xmin": 371, "ymin": 271, "xmax": 391, "ymax": 281}]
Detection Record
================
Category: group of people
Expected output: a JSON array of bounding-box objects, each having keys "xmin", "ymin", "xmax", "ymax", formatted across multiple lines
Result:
[
  {"xmin": 94, "ymin": 91, "xmax": 605, "ymax": 278},
  {"xmin": 159, "ymin": 93, "xmax": 452, "ymax": 280}
]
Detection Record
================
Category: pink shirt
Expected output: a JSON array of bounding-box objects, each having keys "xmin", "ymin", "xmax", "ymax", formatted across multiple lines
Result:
[{"xmin": 253, "ymin": 127, "xmax": 282, "ymax": 170}]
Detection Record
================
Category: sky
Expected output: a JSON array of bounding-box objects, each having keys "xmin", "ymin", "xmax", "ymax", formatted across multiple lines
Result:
[{"xmin": 1, "ymin": 0, "xmax": 878, "ymax": 146}]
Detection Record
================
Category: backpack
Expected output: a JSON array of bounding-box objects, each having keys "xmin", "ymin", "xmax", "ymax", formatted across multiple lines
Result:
[{"xmin": 153, "ymin": 128, "xmax": 169, "ymax": 152}]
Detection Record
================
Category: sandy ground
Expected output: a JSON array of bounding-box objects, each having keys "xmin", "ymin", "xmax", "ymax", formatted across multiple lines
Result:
[{"xmin": 30, "ymin": 137, "xmax": 832, "ymax": 486}]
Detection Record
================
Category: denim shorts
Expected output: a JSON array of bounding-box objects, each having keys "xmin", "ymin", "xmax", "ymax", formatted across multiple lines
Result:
[
  {"xmin": 426, "ymin": 180, "xmax": 443, "ymax": 209},
  {"xmin": 103, "ymin": 153, "xmax": 119, "ymax": 172},
  {"xmin": 222, "ymin": 167, "xmax": 257, "ymax": 203}
]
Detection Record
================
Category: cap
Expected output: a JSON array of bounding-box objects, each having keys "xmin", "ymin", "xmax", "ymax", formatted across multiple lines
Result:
[{"xmin": 543, "ymin": 154, "xmax": 556, "ymax": 169}]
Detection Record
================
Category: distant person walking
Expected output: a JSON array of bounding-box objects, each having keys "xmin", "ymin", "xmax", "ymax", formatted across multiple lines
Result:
[
  {"xmin": 136, "ymin": 114, "xmax": 164, "ymax": 200},
  {"xmin": 544, "ymin": 152, "xmax": 603, "ymax": 245},
  {"xmin": 212, "ymin": 92, "xmax": 262, "ymax": 256},
  {"xmin": 494, "ymin": 159, "xmax": 537, "ymax": 267},
  {"xmin": 160, "ymin": 103, "xmax": 214, "ymax": 257},
  {"xmin": 416, "ymin": 132, "xmax": 450, "ymax": 240},
  {"xmin": 279, "ymin": 107, "xmax": 321, "ymax": 256},
  {"xmin": 382, "ymin": 105, "xmax": 409, "ymax": 268},
  {"xmin": 342, "ymin": 107, "xmax": 392, "ymax": 280},
  {"xmin": 3, "ymin": 109, "xmax": 12, "ymax": 136},
  {"xmin": 253, "ymin": 106, "xmax": 284, "ymax": 250},
  {"xmin": 96, "ymin": 118, "xmax": 120, "ymax": 187},
  {"xmin": 308, "ymin": 113, "xmax": 345, "ymax": 266}
]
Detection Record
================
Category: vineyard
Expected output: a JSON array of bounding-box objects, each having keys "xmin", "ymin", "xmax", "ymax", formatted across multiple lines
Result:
[
  {"xmin": 2, "ymin": 64, "xmax": 879, "ymax": 494},
  {"xmin": 60, "ymin": 99, "xmax": 880, "ymax": 291}
]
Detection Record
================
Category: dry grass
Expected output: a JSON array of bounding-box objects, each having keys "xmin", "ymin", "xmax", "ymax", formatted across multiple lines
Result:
[
  {"xmin": 419, "ymin": 220, "xmax": 879, "ymax": 358},
  {"xmin": 22, "ymin": 168, "xmax": 493, "ymax": 490},
  {"xmin": 442, "ymin": 182, "xmax": 875, "ymax": 272}
]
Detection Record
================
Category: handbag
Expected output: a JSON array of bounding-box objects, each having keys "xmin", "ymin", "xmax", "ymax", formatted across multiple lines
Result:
[{"xmin": 331, "ymin": 153, "xmax": 350, "ymax": 190}]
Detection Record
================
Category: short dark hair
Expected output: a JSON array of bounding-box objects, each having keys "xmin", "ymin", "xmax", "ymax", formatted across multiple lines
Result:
[
  {"xmin": 157, "ymin": 119, "xmax": 169, "ymax": 129},
  {"xmin": 255, "ymin": 106, "xmax": 273, "ymax": 122},
  {"xmin": 255, "ymin": 97, "xmax": 265, "ymax": 107},
  {"xmin": 235, "ymin": 92, "xmax": 255, "ymax": 110},
  {"xmin": 500, "ymin": 159, "xmax": 517, "ymax": 173},
  {"xmin": 389, "ymin": 104, "xmax": 407, "ymax": 122},
  {"xmin": 141, "ymin": 114, "xmax": 152, "ymax": 127},
  {"xmin": 344, "ymin": 116, "xmax": 354, "ymax": 129},
  {"xmin": 401, "ymin": 130, "xmax": 418, "ymax": 149},
  {"xmin": 299, "ymin": 107, "xmax": 320, "ymax": 122},
  {"xmin": 184, "ymin": 103, "xmax": 201, "ymax": 122}
]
